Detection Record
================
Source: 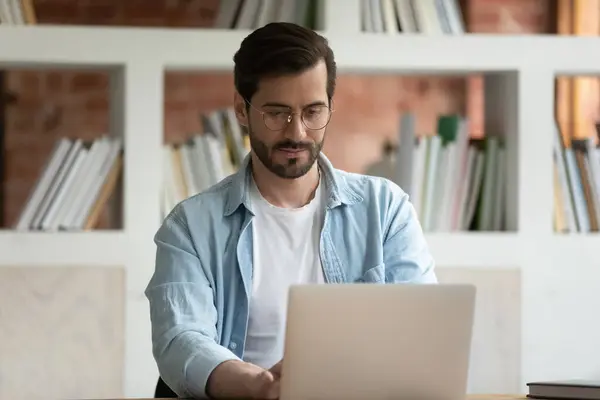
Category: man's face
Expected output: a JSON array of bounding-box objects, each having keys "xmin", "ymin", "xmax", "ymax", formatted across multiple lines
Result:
[{"xmin": 235, "ymin": 60, "xmax": 330, "ymax": 179}]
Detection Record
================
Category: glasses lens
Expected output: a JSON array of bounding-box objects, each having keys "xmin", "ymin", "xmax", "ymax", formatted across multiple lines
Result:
[
  {"xmin": 262, "ymin": 106, "xmax": 332, "ymax": 130},
  {"xmin": 263, "ymin": 112, "xmax": 289, "ymax": 131},
  {"xmin": 302, "ymin": 106, "xmax": 331, "ymax": 130}
]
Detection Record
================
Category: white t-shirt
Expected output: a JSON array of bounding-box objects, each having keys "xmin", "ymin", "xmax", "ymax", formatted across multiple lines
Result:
[{"xmin": 242, "ymin": 173, "xmax": 326, "ymax": 369}]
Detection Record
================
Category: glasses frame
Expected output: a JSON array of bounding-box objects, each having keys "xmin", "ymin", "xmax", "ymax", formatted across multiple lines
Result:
[{"xmin": 244, "ymin": 98, "xmax": 335, "ymax": 131}]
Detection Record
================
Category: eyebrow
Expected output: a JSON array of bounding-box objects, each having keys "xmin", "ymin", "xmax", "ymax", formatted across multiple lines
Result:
[{"xmin": 261, "ymin": 100, "xmax": 328, "ymax": 108}]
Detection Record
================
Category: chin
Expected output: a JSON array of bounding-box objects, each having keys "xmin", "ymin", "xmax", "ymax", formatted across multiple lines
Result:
[
  {"xmin": 273, "ymin": 153, "xmax": 305, "ymax": 166},
  {"xmin": 269, "ymin": 161, "xmax": 314, "ymax": 180}
]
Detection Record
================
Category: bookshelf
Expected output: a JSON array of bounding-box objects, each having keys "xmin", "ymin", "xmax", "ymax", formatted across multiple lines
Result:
[
  {"xmin": 0, "ymin": 71, "xmax": 7, "ymax": 227},
  {"xmin": 1, "ymin": 0, "xmax": 600, "ymax": 398},
  {"xmin": 1, "ymin": 68, "xmax": 125, "ymax": 231}
]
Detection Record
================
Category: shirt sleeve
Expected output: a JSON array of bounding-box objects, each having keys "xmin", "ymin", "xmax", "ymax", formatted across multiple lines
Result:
[
  {"xmin": 145, "ymin": 208, "xmax": 240, "ymax": 398},
  {"xmin": 381, "ymin": 180, "xmax": 438, "ymax": 284}
]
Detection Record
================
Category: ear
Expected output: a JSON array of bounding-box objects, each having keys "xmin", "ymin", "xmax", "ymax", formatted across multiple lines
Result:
[{"xmin": 234, "ymin": 91, "xmax": 249, "ymax": 127}]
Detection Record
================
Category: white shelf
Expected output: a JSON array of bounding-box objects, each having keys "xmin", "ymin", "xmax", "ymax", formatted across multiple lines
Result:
[
  {"xmin": 426, "ymin": 232, "xmax": 520, "ymax": 268},
  {"xmin": 550, "ymin": 233, "xmax": 600, "ymax": 252},
  {"xmin": 0, "ymin": 229, "xmax": 522, "ymax": 269},
  {"xmin": 0, "ymin": 230, "xmax": 127, "ymax": 266},
  {"xmin": 2, "ymin": 25, "xmax": 600, "ymax": 73}
]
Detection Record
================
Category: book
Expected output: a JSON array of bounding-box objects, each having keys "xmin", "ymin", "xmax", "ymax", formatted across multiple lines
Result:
[{"xmin": 527, "ymin": 379, "xmax": 600, "ymax": 399}]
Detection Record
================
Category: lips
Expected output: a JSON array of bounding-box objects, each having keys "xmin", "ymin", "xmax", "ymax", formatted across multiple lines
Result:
[{"xmin": 277, "ymin": 147, "xmax": 307, "ymax": 158}]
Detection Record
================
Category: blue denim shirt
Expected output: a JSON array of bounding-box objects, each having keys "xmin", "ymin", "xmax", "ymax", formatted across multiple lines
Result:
[{"xmin": 145, "ymin": 153, "xmax": 437, "ymax": 398}]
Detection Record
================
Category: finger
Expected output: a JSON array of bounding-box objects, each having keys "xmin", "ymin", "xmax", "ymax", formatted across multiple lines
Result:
[
  {"xmin": 269, "ymin": 360, "xmax": 283, "ymax": 377},
  {"xmin": 256, "ymin": 370, "xmax": 279, "ymax": 399},
  {"xmin": 257, "ymin": 369, "xmax": 275, "ymax": 385},
  {"xmin": 265, "ymin": 379, "xmax": 280, "ymax": 399}
]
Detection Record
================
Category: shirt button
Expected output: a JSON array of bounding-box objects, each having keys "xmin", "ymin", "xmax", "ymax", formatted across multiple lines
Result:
[{"xmin": 229, "ymin": 342, "xmax": 237, "ymax": 350}]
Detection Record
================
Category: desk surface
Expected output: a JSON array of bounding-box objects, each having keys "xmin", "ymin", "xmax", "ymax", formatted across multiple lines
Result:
[{"xmin": 98, "ymin": 396, "xmax": 527, "ymax": 400}]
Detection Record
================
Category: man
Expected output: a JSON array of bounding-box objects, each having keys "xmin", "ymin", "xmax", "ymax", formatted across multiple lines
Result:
[{"xmin": 145, "ymin": 22, "xmax": 436, "ymax": 400}]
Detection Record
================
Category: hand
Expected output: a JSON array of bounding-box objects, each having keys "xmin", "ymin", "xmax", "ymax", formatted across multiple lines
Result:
[
  {"xmin": 269, "ymin": 359, "xmax": 283, "ymax": 378},
  {"xmin": 206, "ymin": 360, "xmax": 280, "ymax": 399},
  {"xmin": 248, "ymin": 364, "xmax": 281, "ymax": 399},
  {"xmin": 246, "ymin": 360, "xmax": 283, "ymax": 399}
]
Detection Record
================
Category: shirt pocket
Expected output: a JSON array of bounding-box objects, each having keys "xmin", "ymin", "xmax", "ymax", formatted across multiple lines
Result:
[{"xmin": 355, "ymin": 263, "xmax": 385, "ymax": 283}]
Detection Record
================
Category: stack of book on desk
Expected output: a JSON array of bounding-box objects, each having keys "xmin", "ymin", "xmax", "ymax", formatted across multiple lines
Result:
[{"xmin": 527, "ymin": 380, "xmax": 600, "ymax": 399}]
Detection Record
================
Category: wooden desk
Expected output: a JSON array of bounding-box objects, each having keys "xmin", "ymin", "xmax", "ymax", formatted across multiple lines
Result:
[{"xmin": 97, "ymin": 396, "xmax": 527, "ymax": 400}]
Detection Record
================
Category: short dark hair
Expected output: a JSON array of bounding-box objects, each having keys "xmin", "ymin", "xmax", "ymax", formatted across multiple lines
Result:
[{"xmin": 233, "ymin": 22, "xmax": 337, "ymax": 104}]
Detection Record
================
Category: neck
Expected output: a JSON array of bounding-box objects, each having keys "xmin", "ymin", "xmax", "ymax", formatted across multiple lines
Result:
[{"xmin": 250, "ymin": 154, "xmax": 320, "ymax": 209}]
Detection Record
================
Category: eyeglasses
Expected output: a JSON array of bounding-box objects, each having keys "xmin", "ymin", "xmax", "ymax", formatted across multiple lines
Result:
[{"xmin": 245, "ymin": 99, "xmax": 334, "ymax": 131}]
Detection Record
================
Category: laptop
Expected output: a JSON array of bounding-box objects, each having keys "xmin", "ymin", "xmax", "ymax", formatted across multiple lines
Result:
[{"xmin": 279, "ymin": 283, "xmax": 476, "ymax": 400}]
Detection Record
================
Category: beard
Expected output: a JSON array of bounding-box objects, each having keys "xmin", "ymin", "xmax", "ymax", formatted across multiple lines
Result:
[{"xmin": 248, "ymin": 122, "xmax": 324, "ymax": 179}]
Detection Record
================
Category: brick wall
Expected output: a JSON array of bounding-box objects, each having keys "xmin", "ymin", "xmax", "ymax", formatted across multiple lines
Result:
[{"xmin": 2, "ymin": 0, "xmax": 551, "ymax": 227}]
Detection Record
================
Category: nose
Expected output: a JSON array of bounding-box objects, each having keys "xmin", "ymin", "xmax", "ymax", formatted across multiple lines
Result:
[{"xmin": 284, "ymin": 113, "xmax": 307, "ymax": 141}]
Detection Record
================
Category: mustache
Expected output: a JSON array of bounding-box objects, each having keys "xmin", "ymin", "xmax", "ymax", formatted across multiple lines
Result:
[{"xmin": 274, "ymin": 140, "xmax": 313, "ymax": 150}]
